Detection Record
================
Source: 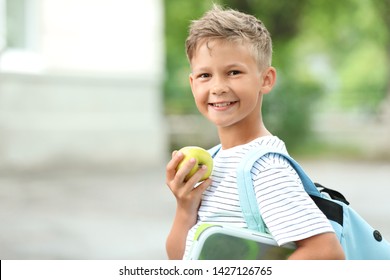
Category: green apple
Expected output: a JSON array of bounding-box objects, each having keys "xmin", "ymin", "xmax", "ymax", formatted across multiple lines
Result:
[{"xmin": 176, "ymin": 146, "xmax": 213, "ymax": 182}]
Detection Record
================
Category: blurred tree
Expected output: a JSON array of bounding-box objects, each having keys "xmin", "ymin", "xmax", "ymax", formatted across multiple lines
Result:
[
  {"xmin": 297, "ymin": 0, "xmax": 389, "ymax": 111},
  {"xmin": 371, "ymin": 0, "xmax": 390, "ymax": 101}
]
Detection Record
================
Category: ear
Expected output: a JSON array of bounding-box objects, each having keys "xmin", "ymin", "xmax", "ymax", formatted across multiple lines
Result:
[
  {"xmin": 189, "ymin": 73, "xmax": 195, "ymax": 96},
  {"xmin": 260, "ymin": 66, "xmax": 276, "ymax": 94}
]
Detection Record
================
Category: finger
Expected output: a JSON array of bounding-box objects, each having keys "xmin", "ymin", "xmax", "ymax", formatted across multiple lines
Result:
[
  {"xmin": 196, "ymin": 177, "xmax": 212, "ymax": 193},
  {"xmin": 174, "ymin": 157, "xmax": 196, "ymax": 183},
  {"xmin": 186, "ymin": 164, "xmax": 209, "ymax": 186},
  {"xmin": 166, "ymin": 151, "xmax": 184, "ymax": 181},
  {"xmin": 187, "ymin": 175, "xmax": 212, "ymax": 201}
]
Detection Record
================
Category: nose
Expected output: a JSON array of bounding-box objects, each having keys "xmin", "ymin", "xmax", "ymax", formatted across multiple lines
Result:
[{"xmin": 211, "ymin": 77, "xmax": 228, "ymax": 95}]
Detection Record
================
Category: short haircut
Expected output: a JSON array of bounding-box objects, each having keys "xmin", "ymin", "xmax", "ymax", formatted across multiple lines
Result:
[{"xmin": 185, "ymin": 4, "xmax": 273, "ymax": 68}]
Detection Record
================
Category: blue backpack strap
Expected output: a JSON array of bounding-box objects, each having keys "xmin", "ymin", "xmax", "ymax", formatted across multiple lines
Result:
[
  {"xmin": 208, "ymin": 144, "xmax": 222, "ymax": 158},
  {"xmin": 236, "ymin": 149, "xmax": 269, "ymax": 232},
  {"xmin": 237, "ymin": 147, "xmax": 322, "ymax": 232}
]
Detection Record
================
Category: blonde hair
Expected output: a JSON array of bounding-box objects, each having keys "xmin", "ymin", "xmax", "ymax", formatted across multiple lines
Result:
[{"xmin": 185, "ymin": 4, "xmax": 273, "ymax": 68}]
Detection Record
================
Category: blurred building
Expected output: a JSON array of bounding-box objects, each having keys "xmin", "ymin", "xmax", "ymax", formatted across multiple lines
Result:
[{"xmin": 0, "ymin": 0, "xmax": 167, "ymax": 171}]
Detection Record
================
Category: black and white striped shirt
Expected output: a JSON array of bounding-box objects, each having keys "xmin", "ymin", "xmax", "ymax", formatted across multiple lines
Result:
[{"xmin": 183, "ymin": 136, "xmax": 334, "ymax": 259}]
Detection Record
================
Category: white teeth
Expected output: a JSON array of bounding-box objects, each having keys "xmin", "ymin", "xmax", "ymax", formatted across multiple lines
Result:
[{"xmin": 213, "ymin": 102, "xmax": 233, "ymax": 107}]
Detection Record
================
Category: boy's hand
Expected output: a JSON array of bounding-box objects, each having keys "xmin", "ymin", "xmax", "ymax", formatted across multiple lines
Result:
[
  {"xmin": 165, "ymin": 150, "xmax": 212, "ymax": 260},
  {"xmin": 166, "ymin": 150, "xmax": 212, "ymax": 215}
]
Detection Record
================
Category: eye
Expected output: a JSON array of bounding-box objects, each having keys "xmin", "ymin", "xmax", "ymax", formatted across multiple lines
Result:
[
  {"xmin": 228, "ymin": 70, "xmax": 241, "ymax": 76},
  {"xmin": 198, "ymin": 73, "xmax": 210, "ymax": 79}
]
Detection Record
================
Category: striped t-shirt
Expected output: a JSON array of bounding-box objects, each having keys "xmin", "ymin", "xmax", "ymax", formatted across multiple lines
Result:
[{"xmin": 183, "ymin": 136, "xmax": 334, "ymax": 259}]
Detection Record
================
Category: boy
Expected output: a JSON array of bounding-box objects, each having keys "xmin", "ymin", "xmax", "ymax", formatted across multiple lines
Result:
[{"xmin": 165, "ymin": 5, "xmax": 345, "ymax": 260}]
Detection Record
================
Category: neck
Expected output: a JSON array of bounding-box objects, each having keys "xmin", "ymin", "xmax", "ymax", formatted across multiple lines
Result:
[{"xmin": 217, "ymin": 120, "xmax": 272, "ymax": 149}]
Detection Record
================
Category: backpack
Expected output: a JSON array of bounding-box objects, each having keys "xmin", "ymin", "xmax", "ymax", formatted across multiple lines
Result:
[{"xmin": 209, "ymin": 144, "xmax": 390, "ymax": 260}]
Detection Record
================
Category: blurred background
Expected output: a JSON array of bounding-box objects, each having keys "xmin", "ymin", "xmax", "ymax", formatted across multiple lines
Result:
[{"xmin": 0, "ymin": 0, "xmax": 389, "ymax": 259}]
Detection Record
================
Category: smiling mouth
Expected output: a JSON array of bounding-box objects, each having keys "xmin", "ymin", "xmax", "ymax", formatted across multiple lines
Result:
[{"xmin": 209, "ymin": 101, "xmax": 238, "ymax": 107}]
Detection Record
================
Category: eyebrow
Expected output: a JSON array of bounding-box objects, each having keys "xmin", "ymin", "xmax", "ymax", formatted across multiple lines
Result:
[
  {"xmin": 192, "ymin": 63, "xmax": 247, "ymax": 73},
  {"xmin": 225, "ymin": 63, "xmax": 247, "ymax": 69}
]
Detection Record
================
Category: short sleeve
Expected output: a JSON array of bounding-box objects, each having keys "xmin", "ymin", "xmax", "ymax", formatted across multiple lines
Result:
[{"xmin": 252, "ymin": 153, "xmax": 334, "ymax": 245}]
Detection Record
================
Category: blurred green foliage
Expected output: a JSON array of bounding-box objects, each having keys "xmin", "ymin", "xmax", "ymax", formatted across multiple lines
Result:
[{"xmin": 163, "ymin": 0, "xmax": 389, "ymax": 151}]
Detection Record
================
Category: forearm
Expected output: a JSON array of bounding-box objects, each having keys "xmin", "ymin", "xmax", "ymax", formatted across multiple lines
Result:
[
  {"xmin": 288, "ymin": 232, "xmax": 345, "ymax": 260},
  {"xmin": 166, "ymin": 208, "xmax": 198, "ymax": 260},
  {"xmin": 288, "ymin": 246, "xmax": 344, "ymax": 260}
]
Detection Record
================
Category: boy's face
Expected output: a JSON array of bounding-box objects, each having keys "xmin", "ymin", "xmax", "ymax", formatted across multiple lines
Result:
[{"xmin": 189, "ymin": 39, "xmax": 273, "ymax": 130}]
